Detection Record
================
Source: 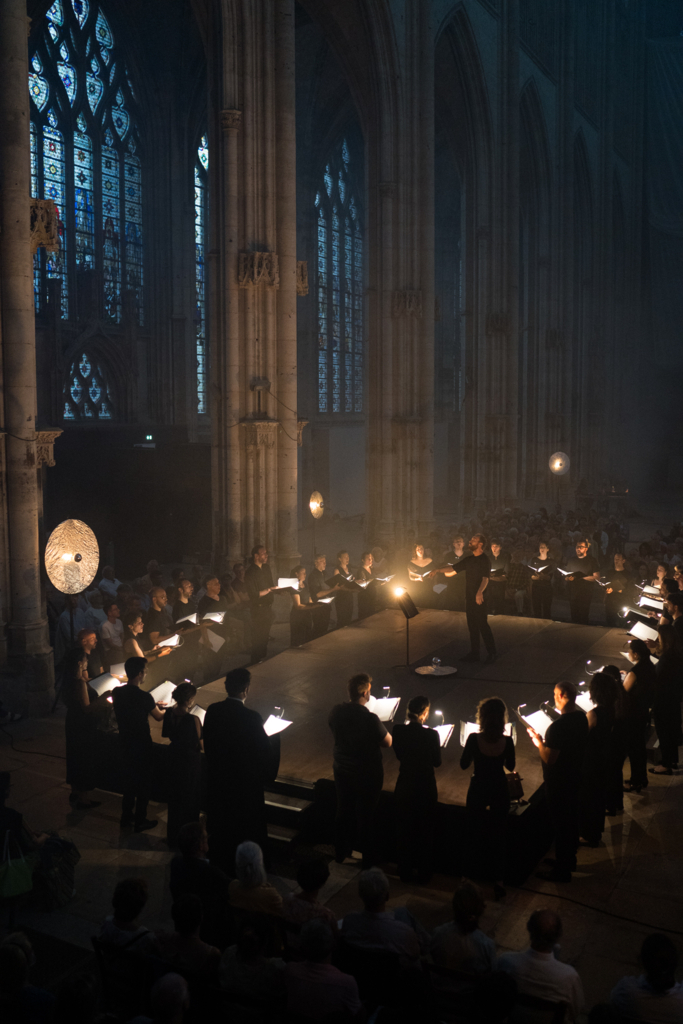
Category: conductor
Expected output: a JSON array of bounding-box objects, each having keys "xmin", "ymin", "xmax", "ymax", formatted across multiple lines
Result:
[{"xmin": 432, "ymin": 533, "xmax": 497, "ymax": 663}]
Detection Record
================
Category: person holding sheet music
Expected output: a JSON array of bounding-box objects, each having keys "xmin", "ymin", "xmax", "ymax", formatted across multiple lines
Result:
[
  {"xmin": 172, "ymin": 578, "xmax": 196, "ymax": 624},
  {"xmin": 331, "ymin": 550, "xmax": 355, "ymax": 628},
  {"xmin": 619, "ymin": 638, "xmax": 655, "ymax": 794},
  {"xmin": 460, "ymin": 697, "xmax": 515, "ymax": 900},
  {"xmin": 307, "ymin": 554, "xmax": 337, "ymax": 637},
  {"xmin": 432, "ymin": 534, "xmax": 496, "ymax": 663},
  {"xmin": 144, "ymin": 587, "xmax": 176, "ymax": 647},
  {"xmin": 487, "ymin": 539, "xmax": 510, "ymax": 615},
  {"xmin": 113, "ymin": 656, "xmax": 166, "ymax": 832},
  {"xmin": 579, "ymin": 672, "xmax": 619, "ymax": 846},
  {"xmin": 529, "ymin": 542, "xmax": 555, "ymax": 619},
  {"xmin": 527, "ymin": 681, "xmax": 587, "ymax": 883},
  {"xmin": 245, "ymin": 546, "xmax": 276, "ymax": 664},
  {"xmin": 62, "ymin": 646, "xmax": 107, "ymax": 810},
  {"xmin": 162, "ymin": 682, "xmax": 203, "ymax": 846},
  {"xmin": 648, "ymin": 625, "xmax": 683, "ymax": 776},
  {"xmin": 289, "ymin": 565, "xmax": 317, "ymax": 647},
  {"xmin": 357, "ymin": 551, "xmax": 377, "ymax": 619},
  {"xmin": 604, "ymin": 552, "xmax": 633, "ymax": 627},
  {"xmin": 563, "ymin": 538, "xmax": 600, "ymax": 624},
  {"xmin": 407, "ymin": 544, "xmax": 436, "ymax": 608},
  {"xmin": 392, "ymin": 695, "xmax": 441, "ymax": 883},
  {"xmin": 122, "ymin": 611, "xmax": 172, "ymax": 664}
]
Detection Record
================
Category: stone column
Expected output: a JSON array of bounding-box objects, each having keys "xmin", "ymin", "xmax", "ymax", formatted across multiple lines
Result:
[{"xmin": 0, "ymin": 0, "xmax": 54, "ymax": 709}]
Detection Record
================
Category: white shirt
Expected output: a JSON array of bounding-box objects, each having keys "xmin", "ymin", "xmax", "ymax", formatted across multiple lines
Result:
[
  {"xmin": 611, "ymin": 975, "xmax": 683, "ymax": 1023},
  {"xmin": 98, "ymin": 576, "xmax": 121, "ymax": 599},
  {"xmin": 497, "ymin": 948, "xmax": 584, "ymax": 1020},
  {"xmin": 101, "ymin": 618, "xmax": 124, "ymax": 652}
]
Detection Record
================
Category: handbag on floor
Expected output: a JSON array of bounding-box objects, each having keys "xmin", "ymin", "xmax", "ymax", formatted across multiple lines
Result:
[
  {"xmin": 506, "ymin": 771, "xmax": 524, "ymax": 802},
  {"xmin": 0, "ymin": 830, "xmax": 34, "ymax": 899},
  {"xmin": 32, "ymin": 832, "xmax": 81, "ymax": 911}
]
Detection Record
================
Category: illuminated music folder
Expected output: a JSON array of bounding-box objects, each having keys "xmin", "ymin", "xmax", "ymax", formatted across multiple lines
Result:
[
  {"xmin": 176, "ymin": 611, "xmax": 197, "ymax": 625},
  {"xmin": 637, "ymin": 585, "xmax": 661, "ymax": 597},
  {"xmin": 556, "ymin": 568, "xmax": 575, "ymax": 577},
  {"xmin": 516, "ymin": 707, "xmax": 554, "ymax": 737},
  {"xmin": 90, "ymin": 673, "xmax": 125, "ymax": 697},
  {"xmin": 317, "ymin": 594, "xmax": 336, "ymax": 604},
  {"xmin": 575, "ymin": 691, "xmax": 596, "ymax": 712},
  {"xmin": 429, "ymin": 724, "xmax": 454, "ymax": 748},
  {"xmin": 459, "ymin": 721, "xmax": 515, "ymax": 746},
  {"xmin": 190, "ymin": 705, "xmax": 205, "ymax": 725},
  {"xmin": 639, "ymin": 596, "xmax": 663, "ymax": 611},
  {"xmin": 433, "ymin": 584, "xmax": 447, "ymax": 594},
  {"xmin": 157, "ymin": 633, "xmax": 181, "ymax": 648},
  {"xmin": 109, "ymin": 662, "xmax": 126, "ymax": 679},
  {"xmin": 277, "ymin": 578, "xmax": 300, "ymax": 591},
  {"xmin": 149, "ymin": 680, "xmax": 175, "ymax": 705},
  {"xmin": 534, "ymin": 564, "xmax": 550, "ymax": 573},
  {"xmin": 366, "ymin": 695, "xmax": 400, "ymax": 722},
  {"xmin": 201, "ymin": 610, "xmax": 226, "ymax": 624},
  {"xmin": 263, "ymin": 714, "xmax": 292, "ymax": 736},
  {"xmin": 373, "ymin": 574, "xmax": 396, "ymax": 583},
  {"xmin": 201, "ymin": 628, "xmax": 225, "ymax": 652},
  {"xmin": 629, "ymin": 620, "xmax": 658, "ymax": 643},
  {"xmin": 410, "ymin": 567, "xmax": 435, "ymax": 579},
  {"xmin": 325, "ymin": 575, "xmax": 353, "ymax": 589}
]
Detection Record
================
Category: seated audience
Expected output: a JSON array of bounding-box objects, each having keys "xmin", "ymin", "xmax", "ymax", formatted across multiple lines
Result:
[
  {"xmin": 0, "ymin": 936, "xmax": 55, "ymax": 1024},
  {"xmin": 98, "ymin": 565, "xmax": 122, "ymax": 600},
  {"xmin": 228, "ymin": 840, "xmax": 283, "ymax": 916},
  {"xmin": 285, "ymin": 918, "xmax": 362, "ymax": 1021},
  {"xmin": 128, "ymin": 973, "xmax": 189, "ymax": 1024},
  {"xmin": 169, "ymin": 821, "xmax": 232, "ymax": 949},
  {"xmin": 430, "ymin": 880, "xmax": 496, "ymax": 974},
  {"xmin": 84, "ymin": 588, "xmax": 107, "ymax": 633},
  {"xmin": 53, "ymin": 972, "xmax": 99, "ymax": 1024},
  {"xmin": 497, "ymin": 909, "xmax": 584, "ymax": 1021},
  {"xmin": 341, "ymin": 867, "xmax": 420, "ymax": 967},
  {"xmin": 610, "ymin": 933, "xmax": 683, "ymax": 1023},
  {"xmin": 99, "ymin": 877, "xmax": 160, "ymax": 955},
  {"xmin": 282, "ymin": 854, "xmax": 337, "ymax": 932},
  {"xmin": 219, "ymin": 915, "xmax": 285, "ymax": 998},
  {"xmin": 157, "ymin": 894, "xmax": 220, "ymax": 979},
  {"xmin": 100, "ymin": 601, "xmax": 124, "ymax": 661}
]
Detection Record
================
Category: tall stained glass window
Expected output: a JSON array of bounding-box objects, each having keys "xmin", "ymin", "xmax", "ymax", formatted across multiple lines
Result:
[
  {"xmin": 29, "ymin": 0, "xmax": 143, "ymax": 328},
  {"xmin": 315, "ymin": 139, "xmax": 364, "ymax": 414},
  {"xmin": 194, "ymin": 136, "xmax": 209, "ymax": 414}
]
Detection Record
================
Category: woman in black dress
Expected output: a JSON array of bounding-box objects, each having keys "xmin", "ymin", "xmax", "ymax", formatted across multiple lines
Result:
[
  {"xmin": 62, "ymin": 647, "xmax": 107, "ymax": 810},
  {"xmin": 407, "ymin": 543, "xmax": 436, "ymax": 608},
  {"xmin": 392, "ymin": 695, "xmax": 441, "ymax": 883},
  {"xmin": 460, "ymin": 697, "xmax": 515, "ymax": 900},
  {"xmin": 162, "ymin": 682, "xmax": 203, "ymax": 845},
  {"xmin": 649, "ymin": 625, "xmax": 683, "ymax": 775},
  {"xmin": 332, "ymin": 550, "xmax": 355, "ymax": 628},
  {"xmin": 579, "ymin": 672, "xmax": 619, "ymax": 845},
  {"xmin": 357, "ymin": 551, "xmax": 376, "ymax": 619},
  {"xmin": 528, "ymin": 541, "xmax": 555, "ymax": 619},
  {"xmin": 620, "ymin": 638, "xmax": 656, "ymax": 793},
  {"xmin": 289, "ymin": 565, "xmax": 316, "ymax": 647}
]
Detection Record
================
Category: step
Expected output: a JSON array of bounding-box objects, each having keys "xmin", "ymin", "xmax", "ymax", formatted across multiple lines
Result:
[{"xmin": 267, "ymin": 823, "xmax": 298, "ymax": 845}]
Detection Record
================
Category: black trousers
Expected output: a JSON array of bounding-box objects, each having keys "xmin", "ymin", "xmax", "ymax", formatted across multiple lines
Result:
[
  {"xmin": 335, "ymin": 591, "xmax": 354, "ymax": 628},
  {"xmin": 654, "ymin": 700, "xmax": 681, "ymax": 769},
  {"xmin": 487, "ymin": 582, "xmax": 507, "ymax": 615},
  {"xmin": 394, "ymin": 773, "xmax": 437, "ymax": 880},
  {"xmin": 121, "ymin": 747, "xmax": 152, "ymax": 826},
  {"xmin": 568, "ymin": 582, "xmax": 593, "ymax": 624},
  {"xmin": 333, "ymin": 768, "xmax": 382, "ymax": 869},
  {"xmin": 604, "ymin": 593, "xmax": 625, "ymax": 628},
  {"xmin": 531, "ymin": 583, "xmax": 553, "ymax": 619},
  {"xmin": 465, "ymin": 600, "xmax": 496, "ymax": 655},
  {"xmin": 546, "ymin": 782, "xmax": 580, "ymax": 874},
  {"xmin": 250, "ymin": 605, "xmax": 273, "ymax": 664},
  {"xmin": 624, "ymin": 714, "xmax": 649, "ymax": 787}
]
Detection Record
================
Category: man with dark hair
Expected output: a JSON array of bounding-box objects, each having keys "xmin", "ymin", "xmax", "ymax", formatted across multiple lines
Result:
[
  {"xmin": 144, "ymin": 587, "xmax": 175, "ymax": 648},
  {"xmin": 328, "ymin": 674, "xmax": 392, "ymax": 868},
  {"xmin": 430, "ymin": 879, "xmax": 496, "ymax": 974},
  {"xmin": 78, "ymin": 627, "xmax": 105, "ymax": 680},
  {"xmin": 487, "ymin": 539, "xmax": 510, "ymax": 615},
  {"xmin": 432, "ymin": 533, "xmax": 496, "ymax": 663},
  {"xmin": 610, "ymin": 933, "xmax": 683, "ymax": 1021},
  {"xmin": 527, "ymin": 682, "xmax": 588, "ymax": 882},
  {"xmin": 285, "ymin": 918, "xmax": 361, "ymax": 1021},
  {"xmin": 99, "ymin": 877, "xmax": 159, "ymax": 954},
  {"xmin": 202, "ymin": 667, "xmax": 273, "ymax": 872},
  {"xmin": 498, "ymin": 909, "xmax": 584, "ymax": 1020},
  {"xmin": 112, "ymin": 657, "xmax": 165, "ymax": 832},
  {"xmin": 244, "ymin": 545, "xmax": 275, "ymax": 664}
]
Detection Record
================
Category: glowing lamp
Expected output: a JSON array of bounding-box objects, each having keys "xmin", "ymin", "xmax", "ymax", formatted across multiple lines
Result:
[
  {"xmin": 549, "ymin": 451, "xmax": 570, "ymax": 476},
  {"xmin": 309, "ymin": 491, "xmax": 324, "ymax": 519},
  {"xmin": 394, "ymin": 586, "xmax": 406, "ymax": 598},
  {"xmin": 45, "ymin": 519, "xmax": 99, "ymax": 595}
]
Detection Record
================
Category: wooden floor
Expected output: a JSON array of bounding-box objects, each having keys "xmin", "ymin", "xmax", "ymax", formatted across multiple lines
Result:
[{"xmin": 195, "ymin": 608, "xmax": 629, "ymax": 806}]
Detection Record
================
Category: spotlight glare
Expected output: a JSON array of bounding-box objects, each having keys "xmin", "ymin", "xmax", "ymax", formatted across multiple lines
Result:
[
  {"xmin": 61, "ymin": 552, "xmax": 73, "ymax": 562},
  {"xmin": 394, "ymin": 586, "xmax": 405, "ymax": 597}
]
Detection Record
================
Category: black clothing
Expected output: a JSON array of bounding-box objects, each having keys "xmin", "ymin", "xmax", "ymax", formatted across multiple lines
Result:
[
  {"xmin": 162, "ymin": 710, "xmax": 202, "ymax": 845},
  {"xmin": 305, "ymin": 568, "xmax": 332, "ymax": 636},
  {"xmin": 245, "ymin": 562, "xmax": 275, "ymax": 663},
  {"xmin": 290, "ymin": 587, "xmax": 315, "ymax": 647},
  {"xmin": 453, "ymin": 552, "xmax": 491, "ymax": 601},
  {"xmin": 528, "ymin": 557, "xmax": 555, "ymax": 619},
  {"xmin": 144, "ymin": 606, "xmax": 174, "ymax": 643},
  {"xmin": 307, "ymin": 568, "xmax": 327, "ymax": 602},
  {"xmin": 203, "ymin": 697, "xmax": 272, "ymax": 872},
  {"xmin": 604, "ymin": 569, "xmax": 633, "ymax": 626},
  {"xmin": 460, "ymin": 733, "xmax": 515, "ymax": 881},
  {"xmin": 580, "ymin": 704, "xmax": 615, "ymax": 845},
  {"xmin": 564, "ymin": 555, "xmax": 600, "ymax": 624},
  {"xmin": 392, "ymin": 721, "xmax": 441, "ymax": 880},
  {"xmin": 543, "ymin": 709, "xmax": 588, "ymax": 875},
  {"xmin": 169, "ymin": 856, "xmax": 232, "ymax": 949},
  {"xmin": 86, "ymin": 646, "xmax": 105, "ymax": 681},
  {"xmin": 328, "ymin": 701, "xmax": 387, "ymax": 867},
  {"xmin": 487, "ymin": 551, "xmax": 510, "ymax": 615},
  {"xmin": 0, "ymin": 806, "xmax": 27, "ymax": 853},
  {"xmin": 333, "ymin": 568, "xmax": 355, "ymax": 627},
  {"xmin": 407, "ymin": 559, "xmax": 436, "ymax": 608},
  {"xmin": 173, "ymin": 598, "xmax": 197, "ymax": 624},
  {"xmin": 197, "ymin": 593, "xmax": 232, "ymax": 619},
  {"xmin": 442, "ymin": 550, "xmax": 467, "ymax": 610},
  {"xmin": 653, "ymin": 651, "xmax": 683, "ymax": 769},
  {"xmin": 453, "ymin": 553, "xmax": 495, "ymax": 655},
  {"xmin": 357, "ymin": 566, "xmax": 376, "ymax": 619},
  {"xmin": 63, "ymin": 676, "xmax": 99, "ymax": 792},
  {"xmin": 113, "ymin": 683, "xmax": 156, "ymax": 826}
]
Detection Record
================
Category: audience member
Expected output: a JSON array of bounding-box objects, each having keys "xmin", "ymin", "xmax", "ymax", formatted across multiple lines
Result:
[
  {"xmin": 128, "ymin": 973, "xmax": 189, "ymax": 1024},
  {"xmin": 282, "ymin": 855, "xmax": 337, "ymax": 932},
  {"xmin": 84, "ymin": 588, "xmax": 107, "ymax": 634},
  {"xmin": 219, "ymin": 914, "xmax": 285, "ymax": 999},
  {"xmin": 100, "ymin": 601, "xmax": 124, "ymax": 661},
  {"xmin": 341, "ymin": 868, "xmax": 420, "ymax": 968},
  {"xmin": 99, "ymin": 877, "xmax": 159, "ymax": 954},
  {"xmin": 610, "ymin": 933, "xmax": 683, "ymax": 1023},
  {"xmin": 497, "ymin": 909, "xmax": 584, "ymax": 1021},
  {"xmin": 157, "ymin": 893, "xmax": 220, "ymax": 979},
  {"xmin": 98, "ymin": 565, "xmax": 122, "ymax": 600},
  {"xmin": 169, "ymin": 822, "xmax": 232, "ymax": 949},
  {"xmin": 430, "ymin": 880, "xmax": 496, "ymax": 974},
  {"xmin": 53, "ymin": 972, "xmax": 99, "ymax": 1024},
  {"xmin": 228, "ymin": 840, "xmax": 283, "ymax": 916},
  {"xmin": 285, "ymin": 918, "xmax": 362, "ymax": 1021}
]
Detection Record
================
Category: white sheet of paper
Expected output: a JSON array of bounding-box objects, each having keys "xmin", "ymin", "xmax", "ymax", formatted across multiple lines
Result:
[
  {"xmin": 277, "ymin": 578, "xmax": 299, "ymax": 590},
  {"xmin": 356, "ymin": 580, "xmax": 370, "ymax": 589},
  {"xmin": 109, "ymin": 662, "xmax": 127, "ymax": 679},
  {"xmin": 201, "ymin": 628, "xmax": 225, "ymax": 652},
  {"xmin": 629, "ymin": 620, "xmax": 658, "ymax": 642},
  {"xmin": 202, "ymin": 610, "xmax": 225, "ymax": 624},
  {"xmin": 176, "ymin": 612, "xmax": 197, "ymax": 625},
  {"xmin": 317, "ymin": 595, "xmax": 336, "ymax": 604},
  {"xmin": 90, "ymin": 673, "xmax": 125, "ymax": 697},
  {"xmin": 535, "ymin": 564, "xmax": 549, "ymax": 573},
  {"xmin": 639, "ymin": 596, "xmax": 663, "ymax": 611},
  {"xmin": 263, "ymin": 715, "xmax": 292, "ymax": 736},
  {"xmin": 190, "ymin": 705, "xmax": 205, "ymax": 724},
  {"xmin": 433, "ymin": 583, "xmax": 447, "ymax": 594},
  {"xmin": 149, "ymin": 680, "xmax": 175, "ymax": 705},
  {"xmin": 157, "ymin": 633, "xmax": 180, "ymax": 648},
  {"xmin": 557, "ymin": 568, "xmax": 572, "ymax": 576},
  {"xmin": 576, "ymin": 692, "xmax": 596, "ymax": 712},
  {"xmin": 375, "ymin": 574, "xmax": 395, "ymax": 583},
  {"xmin": 460, "ymin": 721, "xmax": 515, "ymax": 746},
  {"xmin": 366, "ymin": 695, "xmax": 400, "ymax": 722},
  {"xmin": 521, "ymin": 709, "xmax": 555, "ymax": 737},
  {"xmin": 640, "ymin": 585, "xmax": 660, "ymax": 596},
  {"xmin": 434, "ymin": 724, "xmax": 455, "ymax": 748}
]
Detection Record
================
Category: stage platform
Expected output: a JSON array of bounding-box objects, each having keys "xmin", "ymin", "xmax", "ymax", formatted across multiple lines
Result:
[{"xmin": 191, "ymin": 609, "xmax": 630, "ymax": 807}]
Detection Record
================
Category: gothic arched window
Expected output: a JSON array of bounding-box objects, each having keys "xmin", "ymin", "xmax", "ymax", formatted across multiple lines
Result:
[
  {"xmin": 194, "ymin": 136, "xmax": 209, "ymax": 414},
  {"xmin": 315, "ymin": 139, "xmax": 364, "ymax": 414},
  {"xmin": 29, "ymin": 0, "xmax": 143, "ymax": 326}
]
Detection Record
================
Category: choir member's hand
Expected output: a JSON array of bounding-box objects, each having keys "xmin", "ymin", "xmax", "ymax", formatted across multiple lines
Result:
[
  {"xmin": 476, "ymin": 592, "xmax": 484, "ymax": 605},
  {"xmin": 645, "ymin": 639, "xmax": 657, "ymax": 650},
  {"xmin": 606, "ymin": 587, "xmax": 613, "ymax": 594},
  {"xmin": 532, "ymin": 574, "xmax": 539, "ymax": 581},
  {"xmin": 158, "ymin": 647, "xmax": 172, "ymax": 657},
  {"xmin": 527, "ymin": 727, "xmax": 541, "ymax": 748},
  {"xmin": 156, "ymin": 701, "xmax": 168, "ymax": 708}
]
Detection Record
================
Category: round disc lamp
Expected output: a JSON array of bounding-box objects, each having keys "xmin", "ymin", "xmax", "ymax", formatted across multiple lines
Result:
[
  {"xmin": 45, "ymin": 519, "xmax": 99, "ymax": 595},
  {"xmin": 309, "ymin": 491, "xmax": 324, "ymax": 519},
  {"xmin": 549, "ymin": 452, "xmax": 570, "ymax": 476}
]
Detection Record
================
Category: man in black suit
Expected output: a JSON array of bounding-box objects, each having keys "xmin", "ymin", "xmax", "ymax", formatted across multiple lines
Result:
[
  {"xmin": 244, "ymin": 545, "xmax": 275, "ymax": 664},
  {"xmin": 203, "ymin": 667, "xmax": 273, "ymax": 872}
]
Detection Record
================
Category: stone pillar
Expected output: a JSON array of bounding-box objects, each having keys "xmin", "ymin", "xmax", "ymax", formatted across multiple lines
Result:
[
  {"xmin": 211, "ymin": 0, "xmax": 299, "ymax": 571},
  {"xmin": 0, "ymin": 0, "xmax": 54, "ymax": 709}
]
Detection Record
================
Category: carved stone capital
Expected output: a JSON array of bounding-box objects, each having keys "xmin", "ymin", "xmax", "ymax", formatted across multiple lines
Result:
[
  {"xmin": 238, "ymin": 252, "xmax": 279, "ymax": 289},
  {"xmin": 241, "ymin": 419, "xmax": 279, "ymax": 449},
  {"xmin": 379, "ymin": 181, "xmax": 398, "ymax": 200},
  {"xmin": 221, "ymin": 109, "xmax": 242, "ymax": 135},
  {"xmin": 392, "ymin": 289, "xmax": 423, "ymax": 319},
  {"xmin": 30, "ymin": 198, "xmax": 60, "ymax": 255},
  {"xmin": 296, "ymin": 419, "xmax": 308, "ymax": 447},
  {"xmin": 485, "ymin": 312, "xmax": 511, "ymax": 336},
  {"xmin": 296, "ymin": 261, "xmax": 309, "ymax": 296},
  {"xmin": 35, "ymin": 429, "xmax": 63, "ymax": 468}
]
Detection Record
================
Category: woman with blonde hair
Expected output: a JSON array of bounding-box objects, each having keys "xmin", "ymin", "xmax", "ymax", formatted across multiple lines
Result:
[{"xmin": 460, "ymin": 697, "xmax": 515, "ymax": 900}]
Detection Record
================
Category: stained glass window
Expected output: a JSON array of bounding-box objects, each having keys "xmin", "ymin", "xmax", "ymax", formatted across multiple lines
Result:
[
  {"xmin": 194, "ymin": 135, "xmax": 208, "ymax": 414},
  {"xmin": 29, "ymin": 0, "xmax": 143, "ymax": 336},
  {"xmin": 63, "ymin": 351, "xmax": 114, "ymax": 420},
  {"xmin": 316, "ymin": 139, "xmax": 363, "ymax": 413}
]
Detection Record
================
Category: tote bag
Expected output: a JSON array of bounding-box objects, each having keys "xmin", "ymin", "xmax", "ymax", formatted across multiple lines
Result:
[{"xmin": 0, "ymin": 830, "xmax": 34, "ymax": 899}]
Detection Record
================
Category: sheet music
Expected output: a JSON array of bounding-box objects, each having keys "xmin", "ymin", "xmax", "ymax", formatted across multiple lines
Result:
[
  {"xmin": 519, "ymin": 709, "xmax": 555, "ymax": 737},
  {"xmin": 176, "ymin": 612, "xmax": 197, "ymax": 625},
  {"xmin": 157, "ymin": 633, "xmax": 180, "ymax": 648},
  {"xmin": 575, "ymin": 692, "xmax": 596, "ymax": 712},
  {"xmin": 89, "ymin": 673, "xmax": 125, "ymax": 697},
  {"xmin": 277, "ymin": 578, "xmax": 300, "ymax": 590},
  {"xmin": 629, "ymin": 620, "xmax": 658, "ymax": 642},
  {"xmin": 433, "ymin": 724, "xmax": 454, "ymax": 748},
  {"xmin": 374, "ymin": 574, "xmax": 396, "ymax": 583},
  {"xmin": 201, "ymin": 628, "xmax": 225, "ymax": 652},
  {"xmin": 433, "ymin": 584, "xmax": 447, "ymax": 594},
  {"xmin": 109, "ymin": 662, "xmax": 126, "ymax": 679},
  {"xmin": 263, "ymin": 715, "xmax": 292, "ymax": 736},
  {"xmin": 639, "ymin": 596, "xmax": 663, "ymax": 611},
  {"xmin": 190, "ymin": 705, "xmax": 205, "ymax": 724},
  {"xmin": 149, "ymin": 680, "xmax": 175, "ymax": 705},
  {"xmin": 317, "ymin": 595, "xmax": 336, "ymax": 604},
  {"xmin": 459, "ymin": 721, "xmax": 515, "ymax": 746},
  {"xmin": 365, "ymin": 695, "xmax": 400, "ymax": 721},
  {"xmin": 201, "ymin": 610, "xmax": 226, "ymax": 624}
]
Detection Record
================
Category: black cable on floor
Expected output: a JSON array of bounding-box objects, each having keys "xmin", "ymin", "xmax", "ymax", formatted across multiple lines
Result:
[
  {"xmin": 0, "ymin": 725, "xmax": 67, "ymax": 760},
  {"xmin": 517, "ymin": 884, "xmax": 683, "ymax": 938}
]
